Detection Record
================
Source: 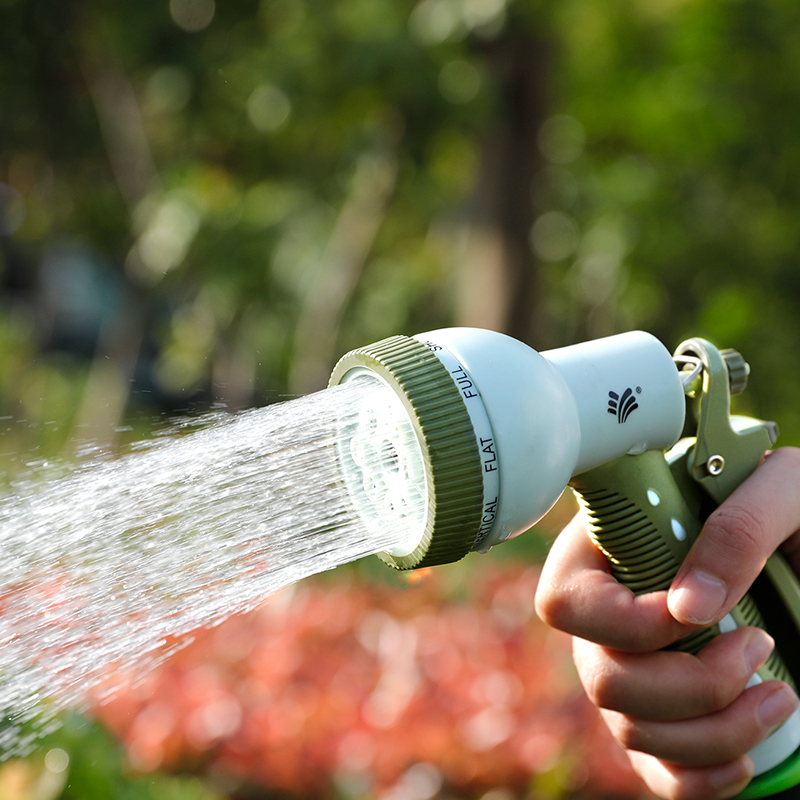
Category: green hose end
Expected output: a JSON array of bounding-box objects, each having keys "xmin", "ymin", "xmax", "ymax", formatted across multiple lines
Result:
[
  {"xmin": 736, "ymin": 748, "xmax": 800, "ymax": 799},
  {"xmin": 329, "ymin": 335, "xmax": 484, "ymax": 569}
]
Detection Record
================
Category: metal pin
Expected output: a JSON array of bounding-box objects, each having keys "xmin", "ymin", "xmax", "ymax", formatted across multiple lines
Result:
[{"xmin": 706, "ymin": 455, "xmax": 726, "ymax": 476}]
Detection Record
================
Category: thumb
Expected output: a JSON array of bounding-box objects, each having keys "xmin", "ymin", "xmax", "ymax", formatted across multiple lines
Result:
[{"xmin": 668, "ymin": 447, "xmax": 800, "ymax": 626}]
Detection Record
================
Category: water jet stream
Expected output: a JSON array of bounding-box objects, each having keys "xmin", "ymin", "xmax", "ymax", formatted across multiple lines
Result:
[{"xmin": 0, "ymin": 379, "xmax": 420, "ymax": 755}]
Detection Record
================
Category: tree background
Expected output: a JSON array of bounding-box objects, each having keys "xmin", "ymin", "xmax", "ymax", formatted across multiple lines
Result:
[{"xmin": 1, "ymin": 0, "xmax": 799, "ymax": 797}]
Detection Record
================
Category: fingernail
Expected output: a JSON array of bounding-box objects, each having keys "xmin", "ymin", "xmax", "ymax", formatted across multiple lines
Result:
[
  {"xmin": 758, "ymin": 685, "xmax": 799, "ymax": 731},
  {"xmin": 745, "ymin": 631, "xmax": 775, "ymax": 674},
  {"xmin": 669, "ymin": 570, "xmax": 729, "ymax": 625}
]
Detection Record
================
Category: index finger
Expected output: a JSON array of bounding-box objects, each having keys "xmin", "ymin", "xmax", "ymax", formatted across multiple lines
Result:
[{"xmin": 535, "ymin": 512, "xmax": 695, "ymax": 652}]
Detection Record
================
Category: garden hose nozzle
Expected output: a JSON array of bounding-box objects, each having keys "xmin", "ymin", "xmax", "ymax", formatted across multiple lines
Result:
[
  {"xmin": 329, "ymin": 328, "xmax": 685, "ymax": 568},
  {"xmin": 329, "ymin": 327, "xmax": 800, "ymax": 798}
]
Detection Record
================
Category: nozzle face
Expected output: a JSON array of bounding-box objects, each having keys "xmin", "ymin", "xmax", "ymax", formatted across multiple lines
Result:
[
  {"xmin": 330, "ymin": 335, "xmax": 485, "ymax": 569},
  {"xmin": 335, "ymin": 373, "xmax": 427, "ymax": 557}
]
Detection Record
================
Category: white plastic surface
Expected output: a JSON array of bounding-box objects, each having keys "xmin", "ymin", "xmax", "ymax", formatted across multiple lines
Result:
[
  {"xmin": 416, "ymin": 328, "xmax": 582, "ymax": 548},
  {"xmin": 542, "ymin": 331, "xmax": 686, "ymax": 475},
  {"xmin": 415, "ymin": 328, "xmax": 686, "ymax": 549}
]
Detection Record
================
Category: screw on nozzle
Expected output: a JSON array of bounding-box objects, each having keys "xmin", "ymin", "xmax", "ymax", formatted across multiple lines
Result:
[{"xmin": 720, "ymin": 349, "xmax": 750, "ymax": 395}]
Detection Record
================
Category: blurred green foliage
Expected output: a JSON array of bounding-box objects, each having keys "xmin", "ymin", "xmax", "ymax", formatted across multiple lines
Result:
[
  {"xmin": 2, "ymin": 0, "xmax": 800, "ymax": 796},
  {"xmin": 0, "ymin": 713, "xmax": 223, "ymax": 800},
  {"xmin": 2, "ymin": 0, "xmax": 800, "ymax": 450},
  {"xmin": 537, "ymin": 0, "xmax": 800, "ymax": 440}
]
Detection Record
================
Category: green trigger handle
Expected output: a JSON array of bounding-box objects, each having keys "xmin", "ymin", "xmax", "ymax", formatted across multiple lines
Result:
[{"xmin": 569, "ymin": 338, "xmax": 800, "ymax": 799}]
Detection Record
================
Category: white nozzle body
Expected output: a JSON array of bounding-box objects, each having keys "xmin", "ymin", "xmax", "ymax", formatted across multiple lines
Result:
[
  {"xmin": 543, "ymin": 331, "xmax": 687, "ymax": 474},
  {"xmin": 415, "ymin": 329, "xmax": 580, "ymax": 547},
  {"xmin": 418, "ymin": 328, "xmax": 686, "ymax": 548}
]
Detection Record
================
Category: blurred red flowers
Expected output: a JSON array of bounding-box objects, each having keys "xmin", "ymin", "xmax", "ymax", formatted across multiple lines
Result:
[{"xmin": 91, "ymin": 564, "xmax": 649, "ymax": 799}]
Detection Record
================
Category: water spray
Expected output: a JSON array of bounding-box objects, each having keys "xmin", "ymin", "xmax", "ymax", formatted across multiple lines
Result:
[{"xmin": 330, "ymin": 327, "xmax": 800, "ymax": 799}]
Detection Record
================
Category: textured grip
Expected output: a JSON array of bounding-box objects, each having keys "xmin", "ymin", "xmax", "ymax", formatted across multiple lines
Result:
[
  {"xmin": 570, "ymin": 450, "xmax": 698, "ymax": 593},
  {"xmin": 571, "ymin": 452, "xmax": 800, "ymax": 786},
  {"xmin": 570, "ymin": 451, "xmax": 795, "ymax": 688},
  {"xmin": 568, "ymin": 336, "xmax": 800, "ymax": 796}
]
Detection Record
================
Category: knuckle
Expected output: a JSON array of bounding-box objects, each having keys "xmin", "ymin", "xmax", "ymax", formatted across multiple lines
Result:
[
  {"xmin": 711, "ymin": 725, "xmax": 758, "ymax": 760},
  {"xmin": 576, "ymin": 655, "xmax": 618, "ymax": 709},
  {"xmin": 607, "ymin": 712, "xmax": 645, "ymax": 752},
  {"xmin": 698, "ymin": 680, "xmax": 735, "ymax": 714},
  {"xmin": 703, "ymin": 503, "xmax": 766, "ymax": 562},
  {"xmin": 572, "ymin": 640, "xmax": 642, "ymax": 712},
  {"xmin": 688, "ymin": 717, "xmax": 759, "ymax": 765},
  {"xmin": 533, "ymin": 581, "xmax": 570, "ymax": 632},
  {"xmin": 692, "ymin": 658, "xmax": 740, "ymax": 712}
]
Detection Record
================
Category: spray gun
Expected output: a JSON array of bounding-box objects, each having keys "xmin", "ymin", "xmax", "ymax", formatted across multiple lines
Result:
[{"xmin": 329, "ymin": 327, "xmax": 800, "ymax": 799}]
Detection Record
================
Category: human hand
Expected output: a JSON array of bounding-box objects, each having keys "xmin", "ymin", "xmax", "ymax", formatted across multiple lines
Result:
[{"xmin": 534, "ymin": 447, "xmax": 800, "ymax": 800}]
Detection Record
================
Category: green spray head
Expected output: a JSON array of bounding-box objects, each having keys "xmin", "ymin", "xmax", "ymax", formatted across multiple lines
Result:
[
  {"xmin": 329, "ymin": 335, "xmax": 483, "ymax": 569},
  {"xmin": 329, "ymin": 327, "xmax": 686, "ymax": 569}
]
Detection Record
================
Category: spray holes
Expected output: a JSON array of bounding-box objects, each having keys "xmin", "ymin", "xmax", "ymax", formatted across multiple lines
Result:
[
  {"xmin": 379, "ymin": 440, "xmax": 400, "ymax": 473},
  {"xmin": 388, "ymin": 496, "xmax": 409, "ymax": 515},
  {"xmin": 364, "ymin": 409, "xmax": 379, "ymax": 434}
]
